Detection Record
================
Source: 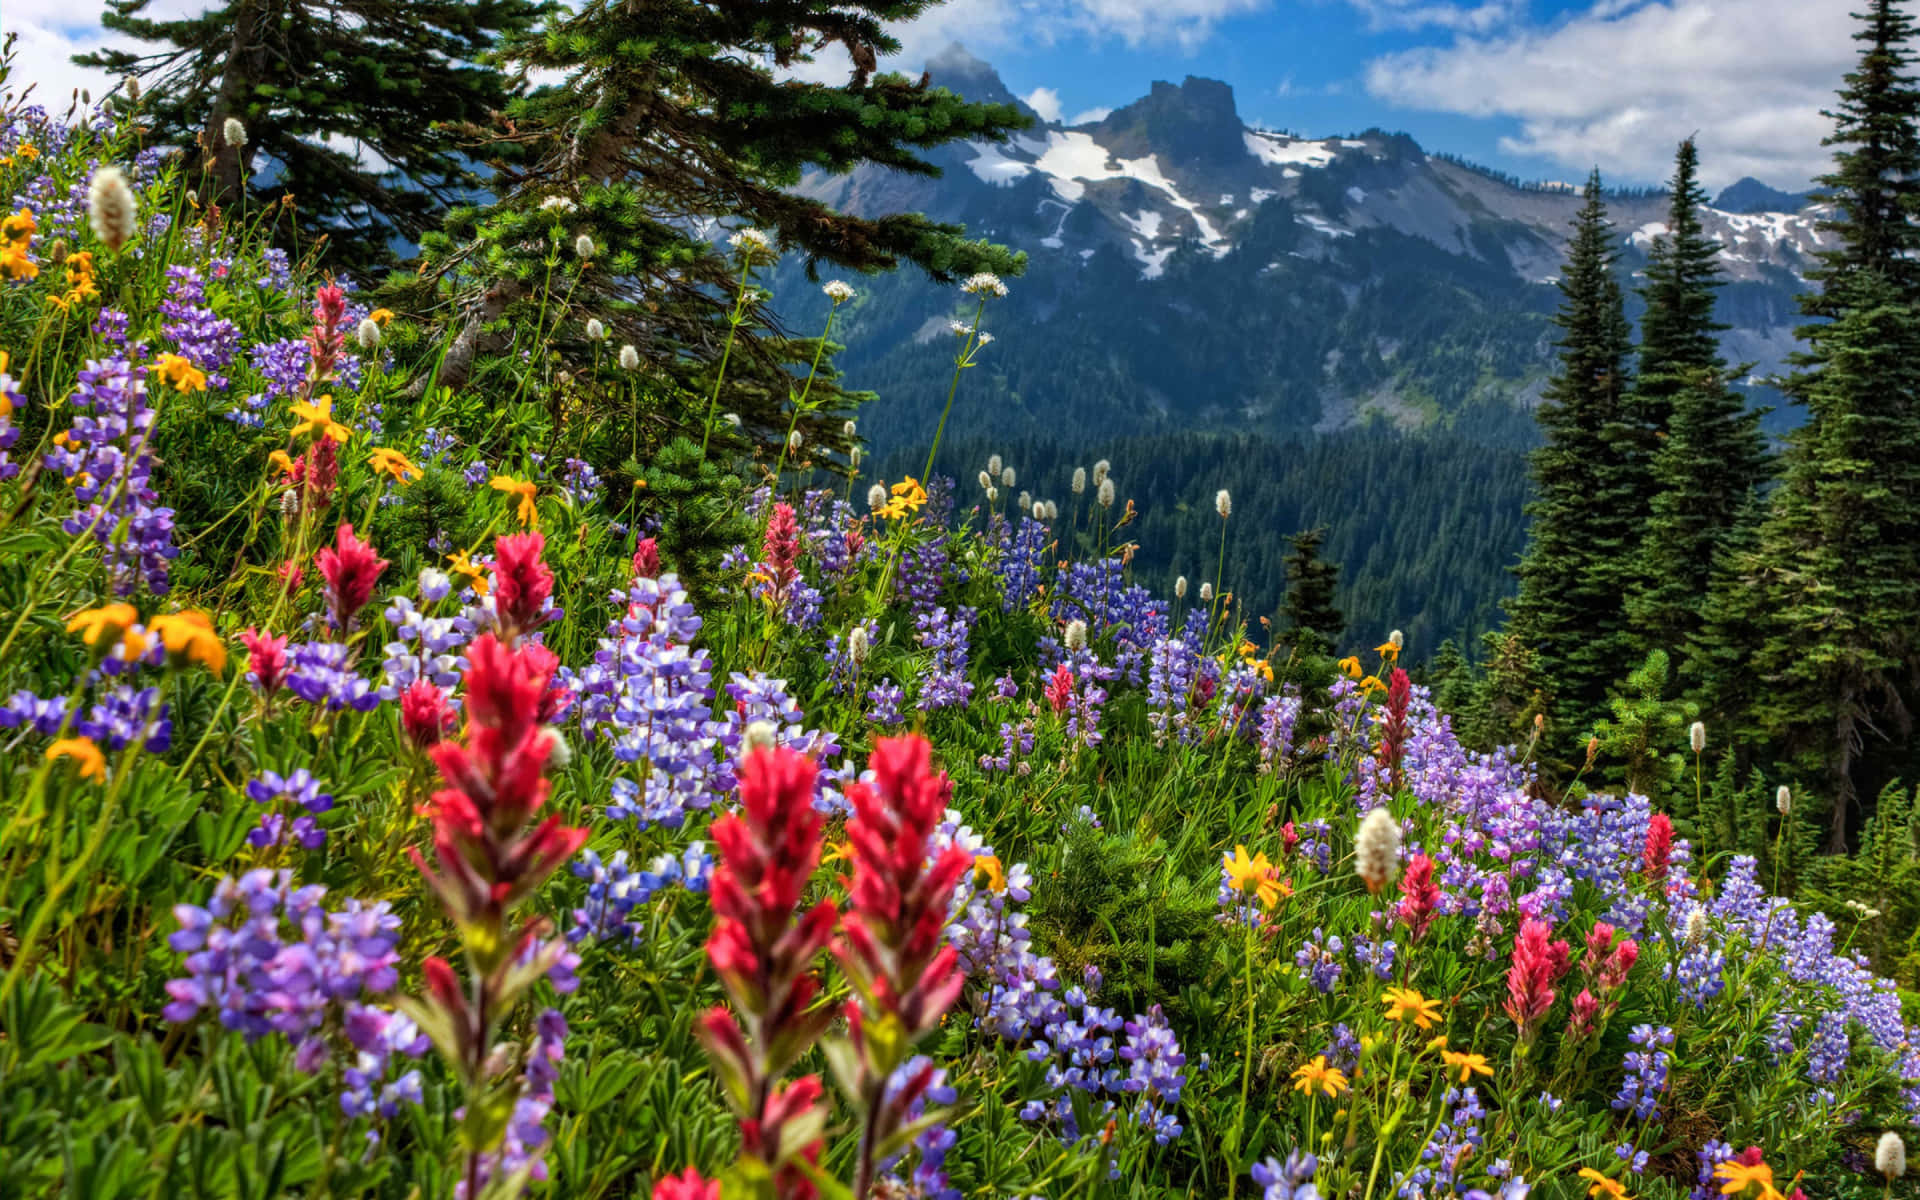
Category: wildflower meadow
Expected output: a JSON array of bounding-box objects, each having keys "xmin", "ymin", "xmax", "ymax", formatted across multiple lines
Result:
[{"xmin": 0, "ymin": 34, "xmax": 1918, "ymax": 1200}]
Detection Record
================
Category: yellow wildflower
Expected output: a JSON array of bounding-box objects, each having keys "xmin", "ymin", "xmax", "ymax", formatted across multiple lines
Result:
[
  {"xmin": 1382, "ymin": 987, "xmax": 1442, "ymax": 1031},
  {"xmin": 1290, "ymin": 1055, "xmax": 1349, "ymax": 1099},
  {"xmin": 267, "ymin": 449, "xmax": 298, "ymax": 478},
  {"xmin": 0, "ymin": 245, "xmax": 36, "ymax": 281},
  {"xmin": 1359, "ymin": 676, "xmax": 1388, "ymax": 696},
  {"xmin": 2, "ymin": 207, "xmax": 35, "ymax": 245},
  {"xmin": 448, "ymin": 549, "xmax": 490, "ymax": 597},
  {"xmin": 1375, "ymin": 639, "xmax": 1399, "ymax": 659},
  {"xmin": 490, "ymin": 474, "xmax": 540, "ymax": 527},
  {"xmin": 1440, "ymin": 1050, "xmax": 1493, "ymax": 1083},
  {"xmin": 367, "ymin": 447, "xmax": 421, "ymax": 484},
  {"xmin": 45, "ymin": 736, "xmax": 106, "ymax": 782},
  {"xmin": 67, "ymin": 602, "xmax": 140, "ymax": 648},
  {"xmin": 367, "ymin": 307, "xmax": 395, "ymax": 326},
  {"xmin": 1579, "ymin": 1168, "xmax": 1630, "ymax": 1199},
  {"xmin": 1336, "ymin": 655, "xmax": 1363, "ymax": 680},
  {"xmin": 974, "ymin": 854, "xmax": 1007, "ymax": 894},
  {"xmin": 876, "ymin": 476, "xmax": 928, "ymax": 520},
  {"xmin": 149, "ymin": 610, "xmax": 227, "ymax": 673},
  {"xmin": 1713, "ymin": 1159, "xmax": 1785, "ymax": 1200},
  {"xmin": 289, "ymin": 394, "xmax": 352, "ymax": 443},
  {"xmin": 1222, "ymin": 844, "xmax": 1284, "ymax": 911},
  {"xmin": 8, "ymin": 143, "xmax": 39, "ymax": 163},
  {"xmin": 151, "ymin": 353, "xmax": 208, "ymax": 394}
]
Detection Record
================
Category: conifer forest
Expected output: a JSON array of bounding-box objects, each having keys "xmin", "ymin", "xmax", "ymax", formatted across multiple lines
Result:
[{"xmin": 7, "ymin": 1, "xmax": 1920, "ymax": 1197}]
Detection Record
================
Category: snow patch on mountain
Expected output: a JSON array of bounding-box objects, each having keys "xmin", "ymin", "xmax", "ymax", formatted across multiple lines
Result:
[{"xmin": 1244, "ymin": 130, "xmax": 1336, "ymax": 168}]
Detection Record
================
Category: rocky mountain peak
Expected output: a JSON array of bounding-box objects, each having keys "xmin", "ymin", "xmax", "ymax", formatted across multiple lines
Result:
[
  {"xmin": 923, "ymin": 42, "xmax": 1026, "ymax": 112},
  {"xmin": 1092, "ymin": 76, "xmax": 1244, "ymax": 171}
]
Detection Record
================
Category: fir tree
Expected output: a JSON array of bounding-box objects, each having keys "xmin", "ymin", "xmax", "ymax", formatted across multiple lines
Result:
[
  {"xmin": 1737, "ymin": 0, "xmax": 1920, "ymax": 849},
  {"xmin": 1505, "ymin": 171, "xmax": 1644, "ymax": 752},
  {"xmin": 407, "ymin": 0, "xmax": 1030, "ymax": 462},
  {"xmin": 81, "ymin": 0, "xmax": 543, "ymax": 269},
  {"xmin": 1278, "ymin": 527, "xmax": 1344, "ymax": 660},
  {"xmin": 1628, "ymin": 139, "xmax": 1771, "ymax": 661}
]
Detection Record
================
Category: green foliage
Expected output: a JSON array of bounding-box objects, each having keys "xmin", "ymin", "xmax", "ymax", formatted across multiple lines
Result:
[
  {"xmin": 1589, "ymin": 650, "xmax": 1698, "ymax": 798},
  {"xmin": 1031, "ymin": 819, "xmax": 1222, "ymax": 1021},
  {"xmin": 1506, "ymin": 171, "xmax": 1647, "ymax": 759},
  {"xmin": 83, "ymin": 0, "xmax": 544, "ymax": 269}
]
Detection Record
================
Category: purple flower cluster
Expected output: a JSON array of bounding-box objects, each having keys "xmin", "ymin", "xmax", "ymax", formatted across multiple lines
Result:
[
  {"xmin": 568, "ymin": 843, "xmax": 714, "ymax": 945},
  {"xmin": 245, "ymin": 767, "xmax": 334, "ymax": 849},
  {"xmin": 46, "ymin": 357, "xmax": 178, "ymax": 593},
  {"xmin": 379, "ymin": 593, "xmax": 472, "ymax": 699},
  {"xmin": 916, "ymin": 605, "xmax": 975, "ymax": 710},
  {"xmin": 160, "ymin": 266, "xmax": 241, "ymax": 390},
  {"xmin": 77, "ymin": 683, "xmax": 171, "ymax": 751},
  {"xmin": 1294, "ymin": 927, "xmax": 1345, "ymax": 993},
  {"xmin": 339, "ymin": 1003, "xmax": 430, "ymax": 1134},
  {"xmin": 1612, "ymin": 1023, "xmax": 1675, "ymax": 1121},
  {"xmin": 877, "ymin": 1056, "xmax": 961, "ymax": 1200},
  {"xmin": 1400, "ymin": 1087, "xmax": 1486, "ymax": 1198},
  {"xmin": 286, "ymin": 642, "xmax": 382, "ymax": 712},
  {"xmin": 163, "ymin": 871, "xmax": 401, "ymax": 1074},
  {"xmin": 1251, "ymin": 1151, "xmax": 1321, "ymax": 1200},
  {"xmin": 997, "ymin": 516, "xmax": 1049, "ymax": 613}
]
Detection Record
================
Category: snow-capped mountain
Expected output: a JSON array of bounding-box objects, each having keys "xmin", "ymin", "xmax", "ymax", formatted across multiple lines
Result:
[{"xmin": 796, "ymin": 47, "xmax": 1821, "ymax": 450}]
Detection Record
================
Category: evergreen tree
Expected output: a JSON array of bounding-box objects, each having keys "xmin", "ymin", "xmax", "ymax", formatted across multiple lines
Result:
[
  {"xmin": 407, "ymin": 0, "xmax": 1029, "ymax": 462},
  {"xmin": 81, "ymin": 0, "xmax": 542, "ymax": 269},
  {"xmin": 1505, "ymin": 171, "xmax": 1643, "ymax": 752},
  {"xmin": 1279, "ymin": 527, "xmax": 1344, "ymax": 661},
  {"xmin": 1737, "ymin": 0, "xmax": 1920, "ymax": 849},
  {"xmin": 1628, "ymin": 139, "xmax": 1771, "ymax": 661}
]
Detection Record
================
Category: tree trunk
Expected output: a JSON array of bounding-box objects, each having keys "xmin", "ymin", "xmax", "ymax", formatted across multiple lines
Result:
[{"xmin": 202, "ymin": 0, "xmax": 270, "ymax": 209}]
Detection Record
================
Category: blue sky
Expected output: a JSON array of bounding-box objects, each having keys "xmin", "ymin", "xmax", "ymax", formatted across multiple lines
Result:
[{"xmin": 12, "ymin": 0, "xmax": 1855, "ymax": 191}]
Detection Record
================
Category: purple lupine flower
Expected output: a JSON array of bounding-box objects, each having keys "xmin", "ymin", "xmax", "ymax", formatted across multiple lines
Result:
[
  {"xmin": 245, "ymin": 768, "xmax": 335, "ymax": 849},
  {"xmin": 915, "ymin": 605, "xmax": 975, "ymax": 711},
  {"xmin": 163, "ymin": 871, "xmax": 401, "ymax": 1073},
  {"xmin": 1611, "ymin": 1024, "xmax": 1675, "ymax": 1121},
  {"xmin": 47, "ymin": 357, "xmax": 179, "ymax": 593},
  {"xmin": 285, "ymin": 641, "xmax": 382, "ymax": 712}
]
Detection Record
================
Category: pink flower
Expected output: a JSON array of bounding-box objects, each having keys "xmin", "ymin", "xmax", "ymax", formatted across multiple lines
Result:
[
  {"xmin": 1396, "ymin": 852, "xmax": 1442, "ymax": 941},
  {"xmin": 1643, "ymin": 812, "xmax": 1673, "ymax": 881},
  {"xmin": 315, "ymin": 523, "xmax": 388, "ymax": 629},
  {"xmin": 1503, "ymin": 917, "xmax": 1570, "ymax": 1041},
  {"xmin": 399, "ymin": 679, "xmax": 457, "ymax": 750},
  {"xmin": 631, "ymin": 537, "xmax": 660, "ymax": 580},
  {"xmin": 239, "ymin": 627, "xmax": 289, "ymax": 694},
  {"xmin": 1045, "ymin": 663, "xmax": 1073, "ymax": 713},
  {"xmin": 492, "ymin": 531, "xmax": 553, "ymax": 640},
  {"xmin": 651, "ymin": 1168, "xmax": 720, "ymax": 1200}
]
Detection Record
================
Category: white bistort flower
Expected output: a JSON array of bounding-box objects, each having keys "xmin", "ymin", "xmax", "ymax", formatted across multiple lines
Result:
[
  {"xmin": 1355, "ymin": 808, "xmax": 1402, "ymax": 894},
  {"xmin": 961, "ymin": 271, "xmax": 1008, "ymax": 297},
  {"xmin": 585, "ymin": 318, "xmax": 606, "ymax": 342},
  {"xmin": 1072, "ymin": 466, "xmax": 1087, "ymax": 495},
  {"xmin": 1690, "ymin": 721, "xmax": 1707, "ymax": 754},
  {"xmin": 223, "ymin": 117, "xmax": 247, "ymax": 147},
  {"xmin": 355, "ymin": 316, "xmax": 381, "ymax": 352},
  {"xmin": 729, "ymin": 227, "xmax": 772, "ymax": 257},
  {"xmin": 574, "ymin": 234, "xmax": 595, "ymax": 259},
  {"xmin": 987, "ymin": 454, "xmax": 1003, "ymax": 476},
  {"xmin": 1776, "ymin": 785, "xmax": 1792, "ymax": 816},
  {"xmin": 868, "ymin": 483, "xmax": 888, "ymax": 510},
  {"xmin": 540, "ymin": 195, "xmax": 578, "ymax": 213},
  {"xmin": 1878, "ymin": 1131, "xmax": 1906, "ymax": 1180},
  {"xmin": 618, "ymin": 344, "xmax": 640, "ymax": 371},
  {"xmin": 1215, "ymin": 489, "xmax": 1232, "ymax": 519},
  {"xmin": 823, "ymin": 279, "xmax": 855, "ymax": 303},
  {"xmin": 1097, "ymin": 478, "xmax": 1116, "ymax": 509},
  {"xmin": 1175, "ymin": 575, "xmax": 1188, "ymax": 599},
  {"xmin": 1001, "ymin": 466, "xmax": 1016, "ymax": 488},
  {"xmin": 87, "ymin": 165, "xmax": 137, "ymax": 252},
  {"xmin": 1064, "ymin": 619, "xmax": 1088, "ymax": 652}
]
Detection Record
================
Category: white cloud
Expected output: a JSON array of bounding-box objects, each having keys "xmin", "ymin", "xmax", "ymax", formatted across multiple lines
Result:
[
  {"xmin": 1363, "ymin": 0, "xmax": 1853, "ymax": 188},
  {"xmin": 1024, "ymin": 85, "xmax": 1063, "ymax": 121},
  {"xmin": 1345, "ymin": 0, "xmax": 1522, "ymax": 34},
  {"xmin": 4, "ymin": 1, "xmax": 208, "ymax": 109},
  {"xmin": 1066, "ymin": 105, "xmax": 1112, "ymax": 124}
]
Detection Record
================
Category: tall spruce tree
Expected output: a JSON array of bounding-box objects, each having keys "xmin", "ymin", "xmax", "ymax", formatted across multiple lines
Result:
[
  {"xmin": 405, "ymin": 0, "xmax": 1029, "ymax": 460},
  {"xmin": 80, "ymin": 1, "xmax": 543, "ymax": 268},
  {"xmin": 1736, "ymin": 0, "xmax": 1920, "ymax": 849},
  {"xmin": 1279, "ymin": 527, "xmax": 1345, "ymax": 660},
  {"xmin": 1627, "ymin": 139, "xmax": 1770, "ymax": 661},
  {"xmin": 1506, "ymin": 171, "xmax": 1644, "ymax": 753}
]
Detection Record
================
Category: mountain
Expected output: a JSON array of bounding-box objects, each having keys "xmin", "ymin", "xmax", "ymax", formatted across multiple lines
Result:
[
  {"xmin": 778, "ymin": 47, "xmax": 1826, "ymax": 653},
  {"xmin": 793, "ymin": 46, "xmax": 1820, "ymax": 454}
]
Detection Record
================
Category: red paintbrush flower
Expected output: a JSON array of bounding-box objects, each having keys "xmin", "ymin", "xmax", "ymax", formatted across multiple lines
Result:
[
  {"xmin": 1377, "ymin": 667, "xmax": 1413, "ymax": 787},
  {"xmin": 303, "ymin": 435, "xmax": 339, "ymax": 508},
  {"xmin": 492, "ymin": 531, "xmax": 553, "ymax": 641},
  {"xmin": 694, "ymin": 744, "xmax": 835, "ymax": 1200},
  {"xmin": 1396, "ymin": 852, "xmax": 1442, "ymax": 942},
  {"xmin": 651, "ymin": 1168, "xmax": 720, "ymax": 1200},
  {"xmin": 239, "ymin": 627, "xmax": 289, "ymax": 694},
  {"xmin": 1045, "ymin": 663, "xmax": 1074, "ymax": 713},
  {"xmin": 315, "ymin": 523, "xmax": 388, "ymax": 629},
  {"xmin": 833, "ymin": 734, "xmax": 973, "ymax": 1195},
  {"xmin": 1643, "ymin": 811, "xmax": 1673, "ymax": 881},
  {"xmin": 762, "ymin": 501, "xmax": 800, "ymax": 598},
  {"xmin": 400, "ymin": 678, "xmax": 458, "ymax": 750},
  {"xmin": 631, "ymin": 537, "xmax": 660, "ymax": 580},
  {"xmin": 1504, "ymin": 917, "xmax": 1571, "ymax": 1042}
]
